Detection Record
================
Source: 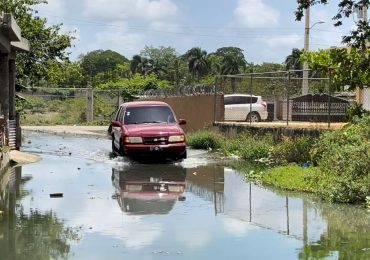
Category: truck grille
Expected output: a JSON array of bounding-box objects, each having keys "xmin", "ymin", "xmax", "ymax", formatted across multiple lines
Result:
[{"xmin": 143, "ymin": 136, "xmax": 168, "ymax": 145}]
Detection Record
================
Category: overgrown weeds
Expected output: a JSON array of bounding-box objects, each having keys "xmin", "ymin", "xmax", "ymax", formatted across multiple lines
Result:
[{"xmin": 189, "ymin": 115, "xmax": 370, "ymax": 205}]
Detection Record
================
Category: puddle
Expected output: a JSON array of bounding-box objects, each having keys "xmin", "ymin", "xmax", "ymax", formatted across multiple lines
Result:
[{"xmin": 0, "ymin": 132, "xmax": 369, "ymax": 259}]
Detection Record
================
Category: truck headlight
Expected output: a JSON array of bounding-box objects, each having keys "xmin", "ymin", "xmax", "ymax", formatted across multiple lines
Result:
[
  {"xmin": 125, "ymin": 137, "xmax": 143, "ymax": 143},
  {"xmin": 168, "ymin": 135, "xmax": 185, "ymax": 143}
]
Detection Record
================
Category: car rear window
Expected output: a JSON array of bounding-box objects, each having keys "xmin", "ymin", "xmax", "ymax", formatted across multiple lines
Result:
[
  {"xmin": 224, "ymin": 96, "xmax": 257, "ymax": 105},
  {"xmin": 124, "ymin": 106, "xmax": 176, "ymax": 124}
]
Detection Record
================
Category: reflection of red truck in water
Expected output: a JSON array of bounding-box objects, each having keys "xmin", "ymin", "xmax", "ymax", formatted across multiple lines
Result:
[{"xmin": 111, "ymin": 164, "xmax": 186, "ymax": 215}]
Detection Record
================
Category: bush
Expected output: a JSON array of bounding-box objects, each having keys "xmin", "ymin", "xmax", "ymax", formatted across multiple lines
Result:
[
  {"xmin": 187, "ymin": 130, "xmax": 224, "ymax": 150},
  {"xmin": 223, "ymin": 132, "xmax": 274, "ymax": 160},
  {"xmin": 310, "ymin": 115, "xmax": 370, "ymax": 203},
  {"xmin": 346, "ymin": 102, "xmax": 370, "ymax": 121},
  {"xmin": 314, "ymin": 141, "xmax": 370, "ymax": 203},
  {"xmin": 270, "ymin": 136, "xmax": 314, "ymax": 165}
]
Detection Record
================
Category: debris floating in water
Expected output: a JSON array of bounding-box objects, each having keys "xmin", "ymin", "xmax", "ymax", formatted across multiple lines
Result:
[{"xmin": 50, "ymin": 193, "xmax": 63, "ymax": 198}]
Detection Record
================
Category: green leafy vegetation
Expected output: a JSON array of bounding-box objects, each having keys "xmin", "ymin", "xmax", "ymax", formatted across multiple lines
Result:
[
  {"xmin": 261, "ymin": 164, "xmax": 319, "ymax": 193},
  {"xmin": 308, "ymin": 116, "xmax": 370, "ymax": 203},
  {"xmin": 346, "ymin": 102, "xmax": 370, "ymax": 121},
  {"xmin": 18, "ymin": 94, "xmax": 113, "ymax": 125},
  {"xmin": 0, "ymin": 0, "xmax": 74, "ymax": 85},
  {"xmin": 224, "ymin": 132, "xmax": 274, "ymax": 161},
  {"xmin": 190, "ymin": 116, "xmax": 370, "ymax": 205},
  {"xmin": 270, "ymin": 136, "xmax": 314, "ymax": 165},
  {"xmin": 186, "ymin": 131, "xmax": 224, "ymax": 150}
]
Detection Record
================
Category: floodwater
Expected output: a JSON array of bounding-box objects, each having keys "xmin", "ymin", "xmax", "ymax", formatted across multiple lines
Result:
[{"xmin": 0, "ymin": 132, "xmax": 369, "ymax": 260}]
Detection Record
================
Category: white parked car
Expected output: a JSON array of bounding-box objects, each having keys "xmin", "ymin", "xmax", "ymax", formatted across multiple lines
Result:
[{"xmin": 224, "ymin": 94, "xmax": 268, "ymax": 122}]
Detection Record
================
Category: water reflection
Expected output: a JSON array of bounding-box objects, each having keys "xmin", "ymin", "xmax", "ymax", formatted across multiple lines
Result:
[
  {"xmin": 0, "ymin": 167, "xmax": 78, "ymax": 260},
  {"xmin": 184, "ymin": 165, "xmax": 225, "ymax": 214},
  {"xmin": 112, "ymin": 164, "xmax": 186, "ymax": 215},
  {"xmin": 183, "ymin": 165, "xmax": 370, "ymax": 259},
  {"xmin": 299, "ymin": 203, "xmax": 370, "ymax": 259},
  {"xmin": 3, "ymin": 129, "xmax": 370, "ymax": 260}
]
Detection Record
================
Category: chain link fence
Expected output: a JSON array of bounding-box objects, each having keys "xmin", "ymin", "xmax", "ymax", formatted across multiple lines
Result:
[
  {"xmin": 218, "ymin": 70, "xmax": 353, "ymax": 126},
  {"xmin": 17, "ymin": 87, "xmax": 123, "ymax": 125},
  {"xmin": 361, "ymin": 87, "xmax": 370, "ymax": 111},
  {"xmin": 16, "ymin": 70, "xmax": 356, "ymax": 126}
]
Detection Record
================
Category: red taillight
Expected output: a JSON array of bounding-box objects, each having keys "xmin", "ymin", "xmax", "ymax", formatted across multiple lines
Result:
[{"xmin": 262, "ymin": 101, "xmax": 267, "ymax": 109}]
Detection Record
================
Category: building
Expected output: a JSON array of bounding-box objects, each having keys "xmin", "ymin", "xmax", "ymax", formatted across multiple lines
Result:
[{"xmin": 0, "ymin": 12, "xmax": 29, "ymax": 150}]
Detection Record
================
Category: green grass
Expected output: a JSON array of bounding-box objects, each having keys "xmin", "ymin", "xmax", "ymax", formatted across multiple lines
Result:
[
  {"xmin": 186, "ymin": 130, "xmax": 224, "ymax": 150},
  {"xmin": 261, "ymin": 164, "xmax": 320, "ymax": 193}
]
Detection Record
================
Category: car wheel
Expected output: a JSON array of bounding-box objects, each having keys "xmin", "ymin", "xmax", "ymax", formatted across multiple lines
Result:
[
  {"xmin": 174, "ymin": 150, "xmax": 187, "ymax": 161},
  {"xmin": 119, "ymin": 138, "xmax": 125, "ymax": 156},
  {"xmin": 246, "ymin": 112, "xmax": 261, "ymax": 122},
  {"xmin": 111, "ymin": 135, "xmax": 116, "ymax": 153}
]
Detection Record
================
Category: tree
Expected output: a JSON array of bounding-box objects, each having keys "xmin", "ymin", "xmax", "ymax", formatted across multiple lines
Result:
[
  {"xmin": 296, "ymin": 1, "xmax": 370, "ymax": 51},
  {"xmin": 130, "ymin": 55, "xmax": 154, "ymax": 76},
  {"xmin": 210, "ymin": 47, "xmax": 247, "ymax": 92},
  {"xmin": 80, "ymin": 50, "xmax": 128, "ymax": 83},
  {"xmin": 213, "ymin": 47, "xmax": 247, "ymax": 75},
  {"xmin": 250, "ymin": 62, "xmax": 285, "ymax": 72},
  {"xmin": 245, "ymin": 62, "xmax": 287, "ymax": 97},
  {"xmin": 284, "ymin": 48, "xmax": 303, "ymax": 71},
  {"xmin": 296, "ymin": 1, "xmax": 370, "ymax": 91},
  {"xmin": 46, "ymin": 60, "xmax": 84, "ymax": 88},
  {"xmin": 0, "ymin": 0, "xmax": 75, "ymax": 84},
  {"xmin": 98, "ymin": 73, "xmax": 170, "ymax": 101},
  {"xmin": 139, "ymin": 46, "xmax": 181, "ymax": 83},
  {"xmin": 167, "ymin": 58, "xmax": 188, "ymax": 87},
  {"xmin": 183, "ymin": 47, "xmax": 210, "ymax": 83},
  {"xmin": 301, "ymin": 47, "xmax": 370, "ymax": 91}
]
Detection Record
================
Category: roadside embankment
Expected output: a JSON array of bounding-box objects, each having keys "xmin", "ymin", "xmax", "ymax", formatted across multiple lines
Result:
[
  {"xmin": 0, "ymin": 149, "xmax": 10, "ymax": 171},
  {"xmin": 10, "ymin": 150, "xmax": 41, "ymax": 165},
  {"xmin": 22, "ymin": 125, "xmax": 109, "ymax": 137},
  {"xmin": 213, "ymin": 121, "xmax": 346, "ymax": 139}
]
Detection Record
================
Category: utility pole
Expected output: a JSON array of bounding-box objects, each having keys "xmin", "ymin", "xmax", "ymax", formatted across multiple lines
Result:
[
  {"xmin": 302, "ymin": 7, "xmax": 324, "ymax": 95},
  {"xmin": 302, "ymin": 7, "xmax": 310, "ymax": 96}
]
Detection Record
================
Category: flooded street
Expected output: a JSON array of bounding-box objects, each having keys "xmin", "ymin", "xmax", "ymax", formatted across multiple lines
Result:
[{"xmin": 1, "ymin": 132, "xmax": 370, "ymax": 259}]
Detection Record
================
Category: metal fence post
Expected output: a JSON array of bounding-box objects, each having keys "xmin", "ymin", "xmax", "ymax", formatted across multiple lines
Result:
[
  {"xmin": 214, "ymin": 77, "xmax": 218, "ymax": 123},
  {"xmin": 86, "ymin": 86, "xmax": 94, "ymax": 122},
  {"xmin": 117, "ymin": 89, "xmax": 122, "ymax": 107},
  {"xmin": 328, "ymin": 68, "xmax": 332, "ymax": 128},
  {"xmin": 249, "ymin": 74, "xmax": 253, "ymax": 125},
  {"xmin": 287, "ymin": 71, "xmax": 291, "ymax": 126}
]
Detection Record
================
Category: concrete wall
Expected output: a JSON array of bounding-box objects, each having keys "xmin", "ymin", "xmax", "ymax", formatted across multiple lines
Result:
[
  {"xmin": 0, "ymin": 150, "xmax": 10, "ymax": 172},
  {"xmin": 213, "ymin": 122, "xmax": 324, "ymax": 140},
  {"xmin": 140, "ymin": 94, "xmax": 224, "ymax": 132}
]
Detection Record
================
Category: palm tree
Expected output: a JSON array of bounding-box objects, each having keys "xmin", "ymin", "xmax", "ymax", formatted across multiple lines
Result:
[
  {"xmin": 284, "ymin": 48, "xmax": 303, "ymax": 71},
  {"xmin": 130, "ymin": 55, "xmax": 154, "ymax": 76},
  {"xmin": 183, "ymin": 47, "xmax": 210, "ymax": 82},
  {"xmin": 214, "ymin": 47, "xmax": 247, "ymax": 92}
]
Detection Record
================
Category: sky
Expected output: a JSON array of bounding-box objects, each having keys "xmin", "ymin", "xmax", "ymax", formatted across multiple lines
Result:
[{"xmin": 35, "ymin": 0, "xmax": 360, "ymax": 64}]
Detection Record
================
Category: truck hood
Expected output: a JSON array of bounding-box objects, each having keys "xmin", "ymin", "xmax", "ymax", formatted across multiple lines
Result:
[{"xmin": 124, "ymin": 123, "xmax": 183, "ymax": 136}]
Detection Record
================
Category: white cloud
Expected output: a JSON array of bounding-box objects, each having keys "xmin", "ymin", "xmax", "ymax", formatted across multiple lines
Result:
[
  {"xmin": 263, "ymin": 34, "xmax": 301, "ymax": 49},
  {"xmin": 94, "ymin": 28, "xmax": 146, "ymax": 58},
  {"xmin": 36, "ymin": 0, "xmax": 67, "ymax": 17},
  {"xmin": 233, "ymin": 0, "xmax": 280, "ymax": 28},
  {"xmin": 83, "ymin": 0, "xmax": 179, "ymax": 24},
  {"xmin": 221, "ymin": 217, "xmax": 257, "ymax": 238}
]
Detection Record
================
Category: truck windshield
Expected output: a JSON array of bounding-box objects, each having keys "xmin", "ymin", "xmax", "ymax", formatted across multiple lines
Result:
[{"xmin": 124, "ymin": 106, "xmax": 176, "ymax": 124}]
